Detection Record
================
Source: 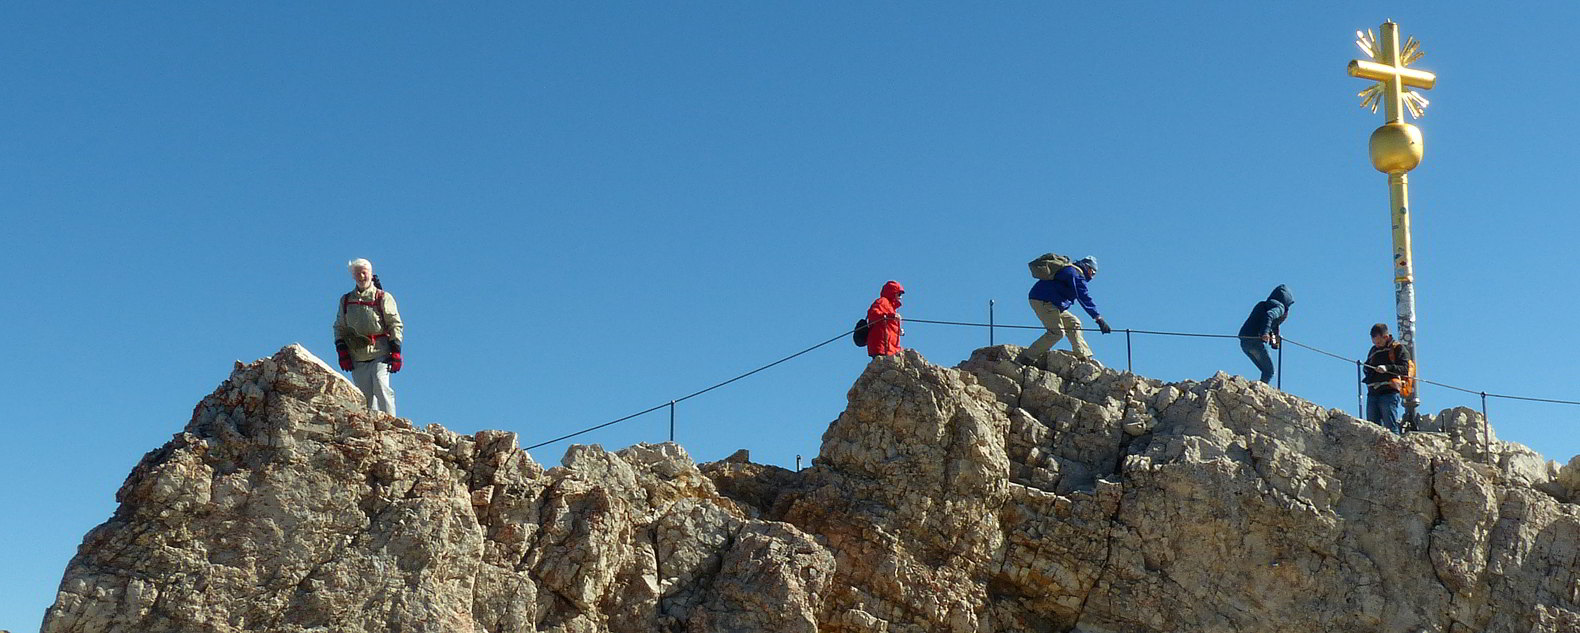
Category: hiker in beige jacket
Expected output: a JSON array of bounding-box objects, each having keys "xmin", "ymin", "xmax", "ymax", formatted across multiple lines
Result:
[{"xmin": 333, "ymin": 258, "xmax": 404, "ymax": 416}]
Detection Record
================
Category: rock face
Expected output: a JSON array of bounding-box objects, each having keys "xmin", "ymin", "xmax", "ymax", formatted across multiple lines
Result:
[{"xmin": 43, "ymin": 345, "xmax": 1580, "ymax": 633}]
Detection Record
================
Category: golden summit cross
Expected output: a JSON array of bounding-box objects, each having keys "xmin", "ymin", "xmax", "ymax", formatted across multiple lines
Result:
[
  {"xmin": 1347, "ymin": 20, "xmax": 1437, "ymax": 421},
  {"xmin": 1349, "ymin": 22, "xmax": 1436, "ymax": 122}
]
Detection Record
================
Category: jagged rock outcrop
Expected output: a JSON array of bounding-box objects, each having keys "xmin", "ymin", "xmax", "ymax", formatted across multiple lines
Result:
[{"xmin": 44, "ymin": 344, "xmax": 1580, "ymax": 633}]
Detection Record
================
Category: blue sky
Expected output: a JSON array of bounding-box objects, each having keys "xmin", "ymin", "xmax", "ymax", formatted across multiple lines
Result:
[{"xmin": 4, "ymin": 3, "xmax": 1578, "ymax": 630}]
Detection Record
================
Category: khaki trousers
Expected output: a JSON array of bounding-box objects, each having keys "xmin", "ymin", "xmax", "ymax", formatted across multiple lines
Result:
[{"xmin": 1026, "ymin": 299, "xmax": 1092, "ymax": 361}]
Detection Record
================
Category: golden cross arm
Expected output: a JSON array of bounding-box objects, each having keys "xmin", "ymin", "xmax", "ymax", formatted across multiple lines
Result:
[{"xmin": 1348, "ymin": 59, "xmax": 1436, "ymax": 90}]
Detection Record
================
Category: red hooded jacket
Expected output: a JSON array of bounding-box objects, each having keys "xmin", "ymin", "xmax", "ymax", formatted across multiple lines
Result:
[{"xmin": 866, "ymin": 280, "xmax": 904, "ymax": 357}]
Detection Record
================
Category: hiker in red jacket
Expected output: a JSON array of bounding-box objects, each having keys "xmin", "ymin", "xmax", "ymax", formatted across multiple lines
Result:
[{"xmin": 866, "ymin": 280, "xmax": 905, "ymax": 357}]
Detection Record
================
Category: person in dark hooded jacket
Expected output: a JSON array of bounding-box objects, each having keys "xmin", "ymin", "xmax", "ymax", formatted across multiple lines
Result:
[
  {"xmin": 866, "ymin": 280, "xmax": 905, "ymax": 357},
  {"xmin": 1237, "ymin": 284, "xmax": 1294, "ymax": 384}
]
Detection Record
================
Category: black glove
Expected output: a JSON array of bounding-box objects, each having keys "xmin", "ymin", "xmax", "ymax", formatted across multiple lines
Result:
[
  {"xmin": 1096, "ymin": 317, "xmax": 1112, "ymax": 335},
  {"xmin": 386, "ymin": 340, "xmax": 402, "ymax": 373},
  {"xmin": 334, "ymin": 340, "xmax": 353, "ymax": 371}
]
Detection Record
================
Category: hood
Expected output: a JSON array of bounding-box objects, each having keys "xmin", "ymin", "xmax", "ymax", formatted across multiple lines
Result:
[
  {"xmin": 1267, "ymin": 284, "xmax": 1294, "ymax": 309},
  {"xmin": 880, "ymin": 280, "xmax": 904, "ymax": 306}
]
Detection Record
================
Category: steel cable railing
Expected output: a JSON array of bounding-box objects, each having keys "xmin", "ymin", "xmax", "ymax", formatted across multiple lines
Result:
[{"xmin": 523, "ymin": 313, "xmax": 1579, "ymax": 456}]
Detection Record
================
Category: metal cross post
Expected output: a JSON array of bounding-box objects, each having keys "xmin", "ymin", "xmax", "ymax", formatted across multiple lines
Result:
[{"xmin": 1348, "ymin": 20, "xmax": 1437, "ymax": 422}]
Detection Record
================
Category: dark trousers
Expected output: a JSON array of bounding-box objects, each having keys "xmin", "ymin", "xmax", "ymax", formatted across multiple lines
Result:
[
  {"xmin": 1366, "ymin": 391, "xmax": 1402, "ymax": 434},
  {"xmin": 1240, "ymin": 339, "xmax": 1275, "ymax": 384}
]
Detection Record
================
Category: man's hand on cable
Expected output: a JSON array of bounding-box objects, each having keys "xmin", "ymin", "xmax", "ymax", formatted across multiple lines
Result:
[{"xmin": 1096, "ymin": 317, "xmax": 1112, "ymax": 335}]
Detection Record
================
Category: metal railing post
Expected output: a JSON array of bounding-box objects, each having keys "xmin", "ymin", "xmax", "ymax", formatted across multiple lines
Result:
[
  {"xmin": 1276, "ymin": 343, "xmax": 1283, "ymax": 390},
  {"xmin": 1125, "ymin": 329, "xmax": 1133, "ymax": 373},
  {"xmin": 989, "ymin": 300, "xmax": 996, "ymax": 346},
  {"xmin": 669, "ymin": 400, "xmax": 676, "ymax": 443}
]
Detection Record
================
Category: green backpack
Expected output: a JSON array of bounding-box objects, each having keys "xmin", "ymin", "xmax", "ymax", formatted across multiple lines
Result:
[{"xmin": 1028, "ymin": 253, "xmax": 1074, "ymax": 280}]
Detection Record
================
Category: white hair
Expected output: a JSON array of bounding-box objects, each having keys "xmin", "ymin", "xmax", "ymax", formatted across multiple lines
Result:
[{"xmin": 347, "ymin": 258, "xmax": 373, "ymax": 273}]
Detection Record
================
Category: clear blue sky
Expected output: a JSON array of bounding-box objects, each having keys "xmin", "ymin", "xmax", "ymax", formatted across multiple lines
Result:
[{"xmin": 4, "ymin": 3, "xmax": 1577, "ymax": 630}]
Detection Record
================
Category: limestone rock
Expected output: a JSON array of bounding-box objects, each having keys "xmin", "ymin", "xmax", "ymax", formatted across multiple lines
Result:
[
  {"xmin": 1558, "ymin": 455, "xmax": 1580, "ymax": 501},
  {"xmin": 43, "ymin": 345, "xmax": 831, "ymax": 633},
  {"xmin": 43, "ymin": 344, "xmax": 1580, "ymax": 632}
]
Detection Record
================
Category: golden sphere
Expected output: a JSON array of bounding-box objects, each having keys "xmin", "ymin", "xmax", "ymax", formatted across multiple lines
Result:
[{"xmin": 1369, "ymin": 122, "xmax": 1424, "ymax": 173}]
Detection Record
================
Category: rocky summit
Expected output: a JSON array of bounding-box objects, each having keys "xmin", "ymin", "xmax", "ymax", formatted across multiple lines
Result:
[{"xmin": 43, "ymin": 344, "xmax": 1580, "ymax": 633}]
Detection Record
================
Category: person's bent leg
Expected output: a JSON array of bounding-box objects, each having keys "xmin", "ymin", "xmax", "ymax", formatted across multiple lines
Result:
[
  {"xmin": 1059, "ymin": 311, "xmax": 1092, "ymax": 359},
  {"xmin": 1241, "ymin": 339, "xmax": 1275, "ymax": 383},
  {"xmin": 1023, "ymin": 299, "xmax": 1066, "ymax": 362}
]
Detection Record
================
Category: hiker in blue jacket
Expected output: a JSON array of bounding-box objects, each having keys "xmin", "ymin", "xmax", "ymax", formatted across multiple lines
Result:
[
  {"xmin": 1018, "ymin": 256, "xmax": 1111, "ymax": 367},
  {"xmin": 1237, "ymin": 284, "xmax": 1294, "ymax": 384}
]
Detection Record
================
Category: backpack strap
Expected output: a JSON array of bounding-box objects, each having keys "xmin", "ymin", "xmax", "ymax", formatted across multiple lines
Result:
[
  {"xmin": 1383, "ymin": 341, "xmax": 1409, "ymax": 393},
  {"xmin": 341, "ymin": 290, "xmax": 389, "ymax": 331}
]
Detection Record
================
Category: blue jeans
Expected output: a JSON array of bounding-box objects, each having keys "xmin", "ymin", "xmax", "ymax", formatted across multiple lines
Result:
[
  {"xmin": 1240, "ymin": 339, "xmax": 1274, "ymax": 383},
  {"xmin": 1366, "ymin": 391, "xmax": 1402, "ymax": 434}
]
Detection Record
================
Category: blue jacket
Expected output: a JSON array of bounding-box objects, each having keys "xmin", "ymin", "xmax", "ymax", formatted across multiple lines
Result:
[
  {"xmin": 1238, "ymin": 285, "xmax": 1295, "ymax": 338},
  {"xmin": 1028, "ymin": 265, "xmax": 1100, "ymax": 318}
]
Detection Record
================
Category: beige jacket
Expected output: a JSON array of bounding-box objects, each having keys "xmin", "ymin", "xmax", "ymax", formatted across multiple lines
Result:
[{"xmin": 333, "ymin": 286, "xmax": 404, "ymax": 362}]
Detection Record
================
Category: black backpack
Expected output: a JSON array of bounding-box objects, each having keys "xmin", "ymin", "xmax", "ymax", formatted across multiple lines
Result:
[{"xmin": 853, "ymin": 319, "xmax": 870, "ymax": 347}]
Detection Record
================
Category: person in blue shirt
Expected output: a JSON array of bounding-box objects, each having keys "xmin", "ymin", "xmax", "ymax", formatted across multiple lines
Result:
[
  {"xmin": 1237, "ymin": 284, "xmax": 1294, "ymax": 384},
  {"xmin": 1017, "ymin": 256, "xmax": 1111, "ymax": 367}
]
